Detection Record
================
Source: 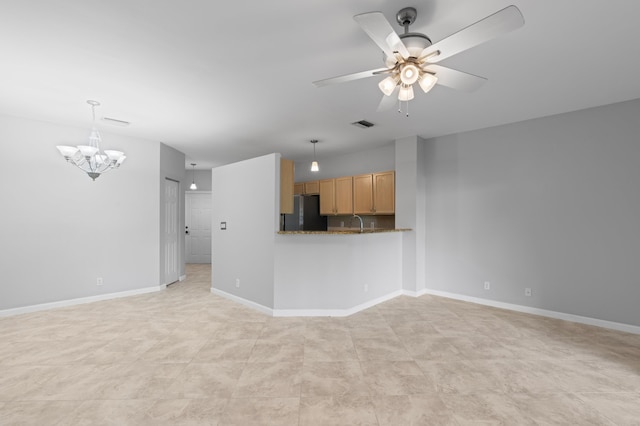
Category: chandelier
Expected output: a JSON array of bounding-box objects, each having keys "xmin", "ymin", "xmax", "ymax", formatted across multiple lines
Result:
[{"xmin": 56, "ymin": 100, "xmax": 126, "ymax": 180}]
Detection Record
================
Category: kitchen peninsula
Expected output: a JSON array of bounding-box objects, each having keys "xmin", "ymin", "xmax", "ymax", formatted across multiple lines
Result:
[
  {"xmin": 273, "ymin": 226, "xmax": 410, "ymax": 315},
  {"xmin": 211, "ymin": 152, "xmax": 421, "ymax": 317}
]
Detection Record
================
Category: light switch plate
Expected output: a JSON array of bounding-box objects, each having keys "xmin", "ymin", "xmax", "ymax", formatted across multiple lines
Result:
[{"xmin": 220, "ymin": 222, "xmax": 227, "ymax": 230}]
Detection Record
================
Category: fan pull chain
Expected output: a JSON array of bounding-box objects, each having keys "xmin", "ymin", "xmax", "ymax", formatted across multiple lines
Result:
[{"xmin": 397, "ymin": 99, "xmax": 410, "ymax": 117}]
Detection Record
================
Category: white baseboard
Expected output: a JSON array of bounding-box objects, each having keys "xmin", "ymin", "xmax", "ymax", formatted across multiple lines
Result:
[
  {"xmin": 421, "ymin": 288, "xmax": 640, "ymax": 335},
  {"xmin": 210, "ymin": 288, "xmax": 274, "ymax": 316},
  {"xmin": 273, "ymin": 290, "xmax": 404, "ymax": 317},
  {"xmin": 179, "ymin": 274, "xmax": 187, "ymax": 282},
  {"xmin": 0, "ymin": 285, "xmax": 165, "ymax": 317},
  {"xmin": 402, "ymin": 288, "xmax": 429, "ymax": 298},
  {"xmin": 211, "ymin": 287, "xmax": 404, "ymax": 317}
]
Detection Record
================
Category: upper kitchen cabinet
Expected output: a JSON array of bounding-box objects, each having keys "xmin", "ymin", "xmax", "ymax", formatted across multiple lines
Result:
[
  {"xmin": 353, "ymin": 171, "xmax": 395, "ymax": 215},
  {"xmin": 319, "ymin": 176, "xmax": 353, "ymax": 215},
  {"xmin": 280, "ymin": 158, "xmax": 294, "ymax": 214},
  {"xmin": 294, "ymin": 180, "xmax": 319, "ymax": 195},
  {"xmin": 304, "ymin": 180, "xmax": 319, "ymax": 195}
]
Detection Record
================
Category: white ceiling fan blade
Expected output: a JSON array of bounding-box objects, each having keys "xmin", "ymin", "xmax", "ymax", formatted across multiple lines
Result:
[
  {"xmin": 377, "ymin": 86, "xmax": 399, "ymax": 112},
  {"xmin": 421, "ymin": 5, "xmax": 524, "ymax": 63},
  {"xmin": 313, "ymin": 68, "xmax": 389, "ymax": 87},
  {"xmin": 424, "ymin": 65, "xmax": 487, "ymax": 92},
  {"xmin": 354, "ymin": 12, "xmax": 411, "ymax": 59}
]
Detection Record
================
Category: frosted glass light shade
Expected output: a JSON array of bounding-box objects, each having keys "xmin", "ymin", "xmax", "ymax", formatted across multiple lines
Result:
[
  {"xmin": 190, "ymin": 182, "xmax": 197, "ymax": 190},
  {"xmin": 56, "ymin": 145, "xmax": 79, "ymax": 158},
  {"xmin": 104, "ymin": 150, "xmax": 124, "ymax": 161},
  {"xmin": 378, "ymin": 75, "xmax": 397, "ymax": 96},
  {"xmin": 78, "ymin": 145, "xmax": 99, "ymax": 157},
  {"xmin": 400, "ymin": 64, "xmax": 420, "ymax": 85},
  {"xmin": 398, "ymin": 85, "xmax": 414, "ymax": 101},
  {"xmin": 419, "ymin": 73, "xmax": 438, "ymax": 93},
  {"xmin": 310, "ymin": 161, "xmax": 319, "ymax": 172}
]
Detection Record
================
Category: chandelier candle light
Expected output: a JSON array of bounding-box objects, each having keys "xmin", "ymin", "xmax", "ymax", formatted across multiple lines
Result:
[{"xmin": 56, "ymin": 100, "xmax": 126, "ymax": 180}]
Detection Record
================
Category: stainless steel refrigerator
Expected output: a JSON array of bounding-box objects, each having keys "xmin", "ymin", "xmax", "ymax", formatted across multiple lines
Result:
[{"xmin": 281, "ymin": 195, "xmax": 327, "ymax": 231}]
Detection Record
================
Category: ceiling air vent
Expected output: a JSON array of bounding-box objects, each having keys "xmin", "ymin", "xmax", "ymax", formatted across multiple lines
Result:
[{"xmin": 351, "ymin": 120, "xmax": 374, "ymax": 129}]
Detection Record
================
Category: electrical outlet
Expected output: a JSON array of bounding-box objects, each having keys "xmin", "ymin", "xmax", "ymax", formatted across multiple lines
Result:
[
  {"xmin": 97, "ymin": 277, "xmax": 103, "ymax": 286},
  {"xmin": 235, "ymin": 278, "xmax": 240, "ymax": 288},
  {"xmin": 340, "ymin": 221, "xmax": 344, "ymax": 227},
  {"xmin": 525, "ymin": 288, "xmax": 532, "ymax": 297},
  {"xmin": 364, "ymin": 284, "xmax": 369, "ymax": 292},
  {"xmin": 484, "ymin": 281, "xmax": 490, "ymax": 290}
]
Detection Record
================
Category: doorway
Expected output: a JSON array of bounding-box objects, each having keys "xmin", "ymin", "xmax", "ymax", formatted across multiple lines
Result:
[{"xmin": 186, "ymin": 192, "xmax": 212, "ymax": 263}]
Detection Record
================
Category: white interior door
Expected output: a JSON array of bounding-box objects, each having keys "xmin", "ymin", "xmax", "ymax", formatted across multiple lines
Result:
[
  {"xmin": 186, "ymin": 192, "xmax": 212, "ymax": 263},
  {"xmin": 164, "ymin": 179, "xmax": 179, "ymax": 284}
]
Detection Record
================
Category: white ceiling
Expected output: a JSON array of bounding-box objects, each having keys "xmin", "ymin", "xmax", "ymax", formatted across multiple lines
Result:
[{"xmin": 2, "ymin": 0, "xmax": 640, "ymax": 169}]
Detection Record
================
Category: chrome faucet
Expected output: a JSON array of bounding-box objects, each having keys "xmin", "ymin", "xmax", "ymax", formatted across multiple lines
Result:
[{"xmin": 351, "ymin": 214, "xmax": 364, "ymax": 233}]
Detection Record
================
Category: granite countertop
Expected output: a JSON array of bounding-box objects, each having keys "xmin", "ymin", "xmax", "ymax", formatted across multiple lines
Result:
[{"xmin": 277, "ymin": 228, "xmax": 411, "ymax": 235}]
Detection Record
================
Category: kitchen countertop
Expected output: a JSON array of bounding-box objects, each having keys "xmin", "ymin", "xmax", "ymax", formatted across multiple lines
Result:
[{"xmin": 278, "ymin": 228, "xmax": 411, "ymax": 235}]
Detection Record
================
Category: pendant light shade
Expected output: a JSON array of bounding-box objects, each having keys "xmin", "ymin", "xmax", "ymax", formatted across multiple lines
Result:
[
  {"xmin": 189, "ymin": 163, "xmax": 197, "ymax": 190},
  {"xmin": 310, "ymin": 140, "xmax": 319, "ymax": 172}
]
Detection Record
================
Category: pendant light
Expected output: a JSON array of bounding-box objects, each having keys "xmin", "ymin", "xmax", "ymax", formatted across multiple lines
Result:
[
  {"xmin": 189, "ymin": 163, "xmax": 197, "ymax": 190},
  {"xmin": 310, "ymin": 140, "xmax": 319, "ymax": 172}
]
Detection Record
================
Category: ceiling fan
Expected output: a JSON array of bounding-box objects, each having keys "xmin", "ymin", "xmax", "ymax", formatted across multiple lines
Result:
[{"xmin": 313, "ymin": 5, "xmax": 525, "ymax": 113}]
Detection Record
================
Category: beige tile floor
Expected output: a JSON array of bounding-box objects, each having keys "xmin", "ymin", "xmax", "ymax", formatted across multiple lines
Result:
[{"xmin": 1, "ymin": 264, "xmax": 639, "ymax": 425}]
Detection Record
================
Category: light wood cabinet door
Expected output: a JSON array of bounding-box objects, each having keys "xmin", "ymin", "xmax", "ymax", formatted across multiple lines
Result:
[
  {"xmin": 318, "ymin": 179, "xmax": 336, "ymax": 215},
  {"xmin": 373, "ymin": 171, "xmax": 395, "ymax": 214},
  {"xmin": 353, "ymin": 174, "xmax": 374, "ymax": 214},
  {"xmin": 304, "ymin": 180, "xmax": 319, "ymax": 195},
  {"xmin": 294, "ymin": 183, "xmax": 304, "ymax": 195},
  {"xmin": 334, "ymin": 176, "xmax": 353, "ymax": 215},
  {"xmin": 353, "ymin": 171, "xmax": 395, "ymax": 214},
  {"xmin": 280, "ymin": 158, "xmax": 294, "ymax": 214}
]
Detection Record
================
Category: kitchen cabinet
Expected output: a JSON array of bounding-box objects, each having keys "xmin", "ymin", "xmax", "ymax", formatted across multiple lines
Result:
[
  {"xmin": 280, "ymin": 158, "xmax": 294, "ymax": 214},
  {"xmin": 304, "ymin": 180, "xmax": 319, "ymax": 194},
  {"xmin": 353, "ymin": 171, "xmax": 394, "ymax": 215},
  {"xmin": 319, "ymin": 176, "xmax": 353, "ymax": 215},
  {"xmin": 294, "ymin": 180, "xmax": 319, "ymax": 195}
]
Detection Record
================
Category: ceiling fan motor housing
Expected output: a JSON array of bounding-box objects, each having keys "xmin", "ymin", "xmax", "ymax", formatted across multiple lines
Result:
[{"xmin": 384, "ymin": 33, "xmax": 432, "ymax": 67}]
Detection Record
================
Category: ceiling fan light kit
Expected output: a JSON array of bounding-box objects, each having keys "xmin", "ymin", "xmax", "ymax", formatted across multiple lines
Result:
[{"xmin": 313, "ymin": 5, "xmax": 524, "ymax": 114}]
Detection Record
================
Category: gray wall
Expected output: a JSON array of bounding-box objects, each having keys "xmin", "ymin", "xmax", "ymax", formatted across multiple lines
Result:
[
  {"xmin": 211, "ymin": 153, "xmax": 279, "ymax": 308},
  {"xmin": 424, "ymin": 98, "xmax": 640, "ymax": 326},
  {"xmin": 0, "ymin": 115, "xmax": 163, "ymax": 310},
  {"xmin": 186, "ymin": 169, "xmax": 212, "ymax": 192},
  {"xmin": 295, "ymin": 143, "xmax": 395, "ymax": 182}
]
